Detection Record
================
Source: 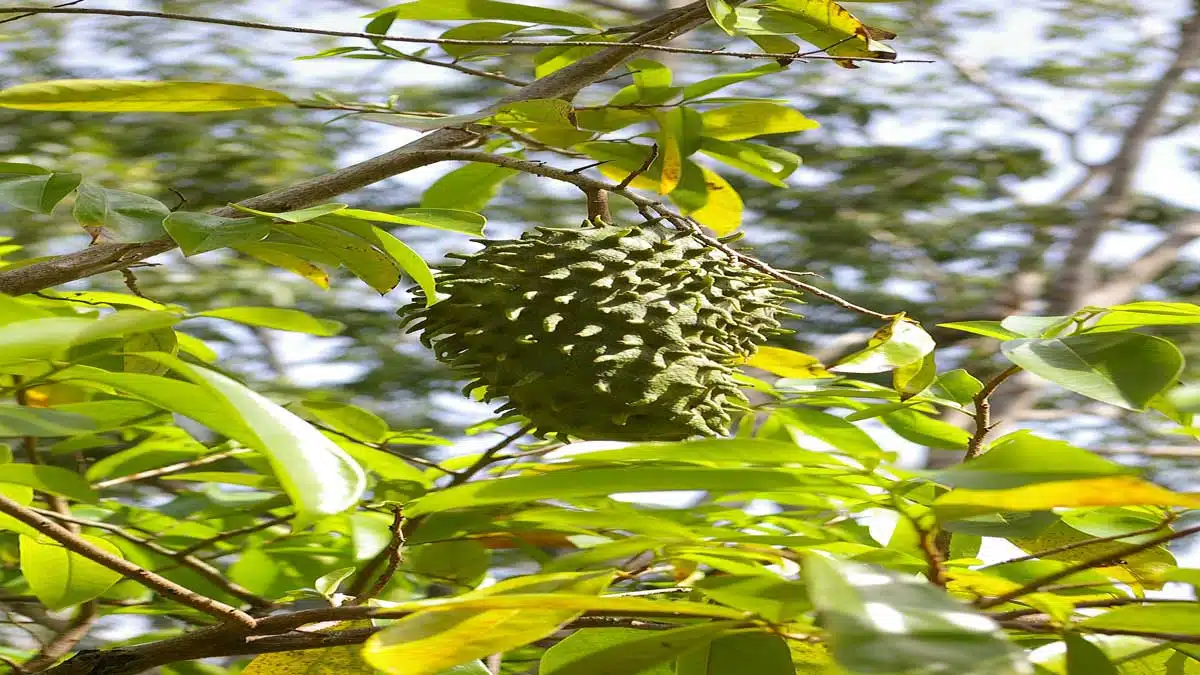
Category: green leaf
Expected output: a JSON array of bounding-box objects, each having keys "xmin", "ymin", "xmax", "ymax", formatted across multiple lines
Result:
[
  {"xmin": 20, "ymin": 533, "xmax": 124, "ymax": 610},
  {"xmin": 0, "ymin": 485, "xmax": 37, "ymax": 536},
  {"xmin": 183, "ymin": 364, "xmax": 366, "ymax": 528},
  {"xmin": 315, "ymin": 215, "xmax": 435, "ymax": 301},
  {"xmin": 1065, "ymin": 634, "xmax": 1119, "ymax": 675},
  {"xmin": 540, "ymin": 622, "xmax": 739, "ymax": 675},
  {"xmin": 0, "ymin": 406, "xmax": 95, "ymax": 436},
  {"xmin": 936, "ymin": 321, "xmax": 1023, "ymax": 340},
  {"xmin": 698, "ymin": 138, "xmax": 801, "ymax": 187},
  {"xmin": 933, "ymin": 476, "xmax": 1200, "ymax": 520},
  {"xmin": 685, "ymin": 64, "xmax": 783, "ymax": 100},
  {"xmin": 1080, "ymin": 605, "xmax": 1200, "ymax": 635},
  {"xmin": 700, "ymin": 102, "xmax": 819, "ymax": 141},
  {"xmin": 694, "ymin": 575, "xmax": 808, "ymax": 623},
  {"xmin": 833, "ymin": 316, "xmax": 935, "ymax": 374},
  {"xmin": 368, "ymin": 0, "xmax": 596, "ymax": 28},
  {"xmin": 676, "ymin": 632, "xmax": 795, "ymax": 675},
  {"xmin": 231, "ymin": 202, "xmax": 349, "ymax": 223},
  {"xmin": 0, "ymin": 171, "xmax": 81, "ymax": 213},
  {"xmin": 931, "ymin": 370, "xmax": 984, "ymax": 405},
  {"xmin": 421, "ymin": 163, "xmax": 518, "ymax": 212},
  {"xmin": 162, "ymin": 212, "xmax": 270, "ymax": 255},
  {"xmin": 300, "ymin": 401, "xmax": 390, "ymax": 443},
  {"xmin": 705, "ymin": 0, "xmax": 739, "ymax": 35},
  {"xmin": 804, "ymin": 555, "xmax": 1028, "ymax": 674},
  {"xmin": 1091, "ymin": 301, "xmax": 1200, "ymax": 330},
  {"xmin": 363, "ymin": 572, "xmax": 614, "ymax": 675},
  {"xmin": 0, "ymin": 79, "xmax": 292, "ymax": 111},
  {"xmin": 407, "ymin": 466, "xmax": 843, "ymax": 517},
  {"xmin": 773, "ymin": 407, "xmax": 883, "ymax": 455},
  {"xmin": 338, "ymin": 208, "xmax": 486, "ymax": 237},
  {"xmin": 934, "ymin": 432, "xmax": 1133, "ymax": 489},
  {"xmin": 438, "ymin": 21, "xmax": 525, "ymax": 58},
  {"xmin": 1000, "ymin": 315, "xmax": 1073, "ymax": 338},
  {"xmin": 1001, "ymin": 333, "xmax": 1184, "ymax": 411},
  {"xmin": 894, "ymin": 352, "xmax": 937, "ymax": 400},
  {"xmin": 72, "ymin": 183, "xmax": 170, "ymax": 243},
  {"xmin": 560, "ymin": 438, "xmax": 850, "ymax": 468},
  {"xmin": 743, "ymin": 346, "xmax": 829, "ymax": 378},
  {"xmin": 277, "ymin": 220, "xmax": 401, "ymax": 293},
  {"xmin": 0, "ymin": 464, "xmax": 99, "ymax": 502},
  {"xmin": 880, "ymin": 406, "xmax": 971, "ymax": 450},
  {"xmin": 195, "ymin": 307, "xmax": 344, "ymax": 336},
  {"xmin": 409, "ymin": 540, "xmax": 490, "ymax": 588},
  {"xmin": 540, "ymin": 629, "xmax": 672, "ymax": 675}
]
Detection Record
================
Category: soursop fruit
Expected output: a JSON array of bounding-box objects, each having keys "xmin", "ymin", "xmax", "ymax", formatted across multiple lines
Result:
[{"xmin": 399, "ymin": 222, "xmax": 802, "ymax": 441}]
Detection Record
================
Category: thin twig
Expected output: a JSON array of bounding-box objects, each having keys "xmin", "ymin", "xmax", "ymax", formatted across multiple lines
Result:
[
  {"xmin": 348, "ymin": 507, "xmax": 405, "ymax": 606},
  {"xmin": 0, "ymin": 494, "xmax": 258, "ymax": 628},
  {"xmin": 447, "ymin": 424, "xmax": 535, "ymax": 488},
  {"xmin": 0, "ymin": 0, "xmax": 78, "ymax": 25},
  {"xmin": 92, "ymin": 447, "xmax": 247, "ymax": 489},
  {"xmin": 976, "ymin": 523, "xmax": 1200, "ymax": 609},
  {"xmin": 963, "ymin": 365, "xmax": 1021, "ymax": 462},
  {"xmin": 174, "ymin": 514, "xmax": 294, "ymax": 557},
  {"xmin": 20, "ymin": 603, "xmax": 97, "ymax": 672},
  {"xmin": 988, "ymin": 596, "xmax": 1197, "ymax": 622},
  {"xmin": 616, "ymin": 144, "xmax": 659, "ymax": 190},
  {"xmin": 0, "ymin": 6, "xmax": 924, "ymax": 65}
]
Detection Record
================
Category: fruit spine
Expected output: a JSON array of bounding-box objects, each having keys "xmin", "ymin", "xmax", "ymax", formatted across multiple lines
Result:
[{"xmin": 400, "ymin": 222, "xmax": 802, "ymax": 441}]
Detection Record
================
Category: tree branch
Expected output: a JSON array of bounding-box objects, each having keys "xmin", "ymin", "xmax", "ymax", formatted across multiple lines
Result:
[
  {"xmin": 91, "ymin": 446, "xmax": 247, "ymax": 489},
  {"xmin": 20, "ymin": 603, "xmax": 96, "ymax": 673},
  {"xmin": 0, "ymin": 6, "xmax": 914, "ymax": 64},
  {"xmin": 1082, "ymin": 212, "xmax": 1200, "ymax": 308},
  {"xmin": 0, "ymin": 494, "xmax": 258, "ymax": 627},
  {"xmin": 1046, "ymin": 11, "xmax": 1200, "ymax": 314},
  {"xmin": 0, "ymin": 1, "xmax": 719, "ymax": 296}
]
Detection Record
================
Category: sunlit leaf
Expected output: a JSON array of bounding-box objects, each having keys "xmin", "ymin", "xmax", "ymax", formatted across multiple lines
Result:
[
  {"xmin": 196, "ymin": 307, "xmax": 345, "ymax": 336},
  {"xmin": 1002, "ymin": 333, "xmax": 1183, "ymax": 411},
  {"xmin": 0, "ymin": 463, "xmax": 99, "ymax": 502},
  {"xmin": 935, "ymin": 476, "xmax": 1200, "ymax": 519},
  {"xmin": 832, "ymin": 315, "xmax": 934, "ymax": 374},
  {"xmin": 934, "ymin": 432, "xmax": 1133, "ymax": 489},
  {"xmin": 363, "ymin": 572, "xmax": 614, "ymax": 675},
  {"xmin": 743, "ymin": 346, "xmax": 829, "ymax": 378},
  {"xmin": 421, "ymin": 163, "xmax": 519, "ymax": 212},
  {"xmin": 368, "ymin": 0, "xmax": 596, "ymax": 28},
  {"xmin": 700, "ymin": 102, "xmax": 819, "ymax": 141},
  {"xmin": 0, "ymin": 79, "xmax": 292, "ymax": 111},
  {"xmin": 20, "ymin": 533, "xmax": 123, "ymax": 610}
]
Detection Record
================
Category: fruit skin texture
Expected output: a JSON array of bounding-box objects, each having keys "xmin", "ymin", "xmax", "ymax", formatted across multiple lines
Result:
[{"xmin": 400, "ymin": 222, "xmax": 802, "ymax": 441}]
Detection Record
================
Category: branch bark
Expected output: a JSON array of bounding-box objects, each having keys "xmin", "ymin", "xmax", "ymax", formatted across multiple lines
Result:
[
  {"xmin": 1045, "ymin": 12, "xmax": 1200, "ymax": 314},
  {"xmin": 0, "ymin": 1, "xmax": 717, "ymax": 296}
]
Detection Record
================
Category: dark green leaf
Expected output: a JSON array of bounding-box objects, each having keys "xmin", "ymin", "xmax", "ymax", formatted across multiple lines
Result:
[
  {"xmin": 540, "ymin": 629, "xmax": 672, "ymax": 675},
  {"xmin": 0, "ymin": 406, "xmax": 95, "ymax": 436},
  {"xmin": 162, "ymin": 212, "xmax": 270, "ymax": 255},
  {"xmin": 72, "ymin": 183, "xmax": 170, "ymax": 243},
  {"xmin": 1002, "ymin": 333, "xmax": 1184, "ymax": 411},
  {"xmin": 676, "ymin": 632, "xmax": 795, "ymax": 675},
  {"xmin": 541, "ymin": 622, "xmax": 739, "ymax": 675},
  {"xmin": 1065, "ymin": 633, "xmax": 1119, "ymax": 675},
  {"xmin": 0, "ymin": 171, "xmax": 81, "ymax": 213},
  {"xmin": 0, "ymin": 464, "xmax": 98, "ymax": 502},
  {"xmin": 694, "ymin": 575, "xmax": 808, "ymax": 623}
]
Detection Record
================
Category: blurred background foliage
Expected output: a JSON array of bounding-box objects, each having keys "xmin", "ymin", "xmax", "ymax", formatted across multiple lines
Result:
[{"xmin": 1, "ymin": 0, "xmax": 1197, "ymax": 460}]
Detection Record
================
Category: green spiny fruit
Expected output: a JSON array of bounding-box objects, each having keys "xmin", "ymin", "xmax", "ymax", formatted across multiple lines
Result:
[{"xmin": 399, "ymin": 222, "xmax": 803, "ymax": 441}]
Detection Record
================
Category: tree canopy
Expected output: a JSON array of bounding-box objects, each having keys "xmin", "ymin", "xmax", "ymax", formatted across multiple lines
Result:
[{"xmin": 1, "ymin": 1, "xmax": 1199, "ymax": 674}]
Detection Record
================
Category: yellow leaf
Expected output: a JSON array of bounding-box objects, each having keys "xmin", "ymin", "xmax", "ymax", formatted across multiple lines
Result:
[
  {"xmin": 363, "ymin": 572, "xmax": 614, "ymax": 675},
  {"xmin": 21, "ymin": 383, "xmax": 88, "ymax": 407},
  {"xmin": 934, "ymin": 476, "xmax": 1200, "ymax": 519},
  {"xmin": 744, "ymin": 346, "xmax": 828, "ymax": 379},
  {"xmin": 237, "ymin": 243, "xmax": 330, "ymax": 289},
  {"xmin": 684, "ymin": 167, "xmax": 742, "ymax": 236},
  {"xmin": 244, "ymin": 643, "xmax": 375, "ymax": 674},
  {"xmin": 657, "ymin": 111, "xmax": 684, "ymax": 194},
  {"xmin": 1008, "ymin": 520, "xmax": 1175, "ymax": 589},
  {"xmin": 700, "ymin": 102, "xmax": 819, "ymax": 141},
  {"xmin": 766, "ymin": 0, "xmax": 898, "ymax": 66},
  {"xmin": 0, "ymin": 80, "xmax": 292, "ymax": 112}
]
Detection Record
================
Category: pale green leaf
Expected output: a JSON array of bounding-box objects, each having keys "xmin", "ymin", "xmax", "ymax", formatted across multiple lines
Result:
[
  {"xmin": 0, "ymin": 79, "xmax": 292, "ymax": 111},
  {"xmin": 20, "ymin": 533, "xmax": 124, "ymax": 610}
]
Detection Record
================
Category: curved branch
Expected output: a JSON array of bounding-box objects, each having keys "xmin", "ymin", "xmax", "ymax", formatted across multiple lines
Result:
[{"xmin": 0, "ymin": 2, "xmax": 717, "ymax": 297}]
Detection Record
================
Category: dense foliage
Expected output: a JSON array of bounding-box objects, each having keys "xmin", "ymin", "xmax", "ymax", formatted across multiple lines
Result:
[{"xmin": 1, "ymin": 1, "xmax": 1199, "ymax": 674}]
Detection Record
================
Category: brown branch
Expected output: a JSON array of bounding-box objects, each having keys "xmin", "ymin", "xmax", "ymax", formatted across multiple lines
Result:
[
  {"xmin": 0, "ymin": 1, "xmax": 719, "ymax": 296},
  {"xmin": 963, "ymin": 365, "xmax": 1021, "ymax": 462},
  {"xmin": 174, "ymin": 514, "xmax": 294, "ymax": 557},
  {"xmin": 988, "ymin": 596, "xmax": 1196, "ymax": 622},
  {"xmin": 976, "ymin": 523, "xmax": 1200, "ymax": 609},
  {"xmin": 0, "ymin": 6, "xmax": 919, "ymax": 64},
  {"xmin": 1046, "ymin": 12, "xmax": 1200, "ymax": 314},
  {"xmin": 1, "ymin": 500, "xmax": 261, "ymax": 625},
  {"xmin": 347, "ymin": 507, "xmax": 405, "ymax": 606},
  {"xmin": 91, "ymin": 447, "xmax": 246, "ymax": 489},
  {"xmin": 448, "ymin": 423, "xmax": 534, "ymax": 488},
  {"xmin": 20, "ymin": 602, "xmax": 97, "ymax": 672},
  {"xmin": 1082, "ymin": 212, "xmax": 1200, "ymax": 308}
]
